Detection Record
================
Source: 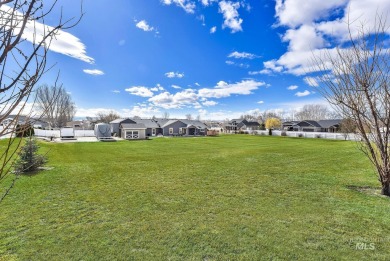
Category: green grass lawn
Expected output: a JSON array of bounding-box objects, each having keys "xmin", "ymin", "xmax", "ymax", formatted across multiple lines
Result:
[{"xmin": 0, "ymin": 135, "xmax": 390, "ymax": 260}]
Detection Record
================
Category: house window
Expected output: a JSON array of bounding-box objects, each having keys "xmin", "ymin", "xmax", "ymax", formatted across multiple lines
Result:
[
  {"xmin": 200, "ymin": 129, "xmax": 205, "ymax": 132},
  {"xmin": 169, "ymin": 128, "xmax": 173, "ymax": 134},
  {"xmin": 179, "ymin": 128, "xmax": 182, "ymax": 134},
  {"xmin": 152, "ymin": 128, "xmax": 156, "ymax": 135}
]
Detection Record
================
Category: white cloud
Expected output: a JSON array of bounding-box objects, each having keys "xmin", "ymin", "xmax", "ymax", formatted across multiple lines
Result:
[
  {"xmin": 143, "ymin": 79, "xmax": 267, "ymax": 110},
  {"xmin": 161, "ymin": 0, "xmax": 196, "ymax": 13},
  {"xmin": 228, "ymin": 51, "xmax": 258, "ymax": 59},
  {"xmin": 122, "ymin": 106, "xmax": 161, "ymax": 117},
  {"xmin": 200, "ymin": 0, "xmax": 217, "ymax": 6},
  {"xmin": 287, "ymin": 85, "xmax": 298, "ymax": 90},
  {"xmin": 261, "ymin": 48, "xmax": 339, "ymax": 76},
  {"xmin": 198, "ymin": 15, "xmax": 206, "ymax": 26},
  {"xmin": 257, "ymin": 100, "xmax": 264, "ymax": 104},
  {"xmin": 198, "ymin": 79, "xmax": 265, "ymax": 98},
  {"xmin": 203, "ymin": 100, "xmax": 218, "ymax": 106},
  {"xmin": 125, "ymin": 86, "xmax": 154, "ymax": 97},
  {"xmin": 195, "ymin": 82, "xmax": 201, "ymax": 87},
  {"xmin": 304, "ymin": 76, "xmax": 319, "ymax": 87},
  {"xmin": 225, "ymin": 60, "xmax": 249, "ymax": 68},
  {"xmin": 219, "ymin": 1, "xmax": 243, "ymax": 33},
  {"xmin": 83, "ymin": 69, "xmax": 104, "ymax": 75},
  {"xmin": 283, "ymin": 24, "xmax": 327, "ymax": 52},
  {"xmin": 248, "ymin": 70, "xmax": 271, "ymax": 75},
  {"xmin": 112, "ymin": 90, "xmax": 120, "ymax": 94},
  {"xmin": 165, "ymin": 71, "xmax": 185, "ymax": 78},
  {"xmin": 0, "ymin": 5, "xmax": 94, "ymax": 64},
  {"xmin": 268, "ymin": 0, "xmax": 390, "ymax": 76},
  {"xmin": 210, "ymin": 26, "xmax": 217, "ymax": 34},
  {"xmin": 135, "ymin": 19, "xmax": 159, "ymax": 35},
  {"xmin": 275, "ymin": 0, "xmax": 348, "ymax": 28},
  {"xmin": 171, "ymin": 85, "xmax": 182, "ymax": 89},
  {"xmin": 295, "ymin": 90, "xmax": 311, "ymax": 97},
  {"xmin": 149, "ymin": 89, "xmax": 198, "ymax": 109}
]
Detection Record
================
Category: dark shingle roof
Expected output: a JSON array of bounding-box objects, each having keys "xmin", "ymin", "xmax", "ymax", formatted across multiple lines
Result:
[
  {"xmin": 318, "ymin": 119, "xmax": 342, "ymax": 128},
  {"xmin": 133, "ymin": 119, "xmax": 160, "ymax": 128},
  {"xmin": 120, "ymin": 123, "xmax": 146, "ymax": 129},
  {"xmin": 110, "ymin": 118, "xmax": 136, "ymax": 124}
]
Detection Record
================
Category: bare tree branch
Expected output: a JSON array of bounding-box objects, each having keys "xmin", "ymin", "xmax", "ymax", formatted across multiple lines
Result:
[
  {"xmin": 0, "ymin": 0, "xmax": 82, "ymax": 203},
  {"xmin": 313, "ymin": 14, "xmax": 390, "ymax": 196}
]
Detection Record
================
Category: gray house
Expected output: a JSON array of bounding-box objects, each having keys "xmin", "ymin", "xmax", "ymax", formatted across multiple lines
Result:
[
  {"xmin": 132, "ymin": 119, "xmax": 163, "ymax": 137},
  {"xmin": 282, "ymin": 119, "xmax": 342, "ymax": 132},
  {"xmin": 161, "ymin": 119, "xmax": 208, "ymax": 136},
  {"xmin": 224, "ymin": 119, "xmax": 260, "ymax": 133},
  {"xmin": 110, "ymin": 118, "xmax": 136, "ymax": 137},
  {"xmin": 111, "ymin": 118, "xmax": 209, "ymax": 139}
]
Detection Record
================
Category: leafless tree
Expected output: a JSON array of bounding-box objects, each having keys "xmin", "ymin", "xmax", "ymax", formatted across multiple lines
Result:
[
  {"xmin": 339, "ymin": 118, "xmax": 357, "ymax": 141},
  {"xmin": 96, "ymin": 110, "xmax": 120, "ymax": 123},
  {"xmin": 35, "ymin": 84, "xmax": 76, "ymax": 128},
  {"xmin": 185, "ymin": 114, "xmax": 192, "ymax": 120},
  {"xmin": 313, "ymin": 15, "xmax": 390, "ymax": 196},
  {"xmin": 262, "ymin": 111, "xmax": 280, "ymax": 121},
  {"xmin": 295, "ymin": 104, "xmax": 330, "ymax": 121},
  {"xmin": 0, "ymin": 0, "xmax": 82, "ymax": 202},
  {"xmin": 240, "ymin": 114, "xmax": 257, "ymax": 121},
  {"xmin": 162, "ymin": 111, "xmax": 170, "ymax": 119}
]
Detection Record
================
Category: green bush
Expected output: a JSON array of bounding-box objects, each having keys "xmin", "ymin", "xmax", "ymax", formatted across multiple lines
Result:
[{"xmin": 14, "ymin": 136, "xmax": 47, "ymax": 174}]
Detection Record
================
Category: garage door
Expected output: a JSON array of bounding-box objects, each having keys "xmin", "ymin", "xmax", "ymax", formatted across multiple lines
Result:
[{"xmin": 126, "ymin": 130, "xmax": 139, "ymax": 139}]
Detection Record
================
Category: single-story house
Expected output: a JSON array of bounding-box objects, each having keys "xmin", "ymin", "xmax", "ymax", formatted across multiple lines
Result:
[
  {"xmin": 132, "ymin": 119, "xmax": 163, "ymax": 137},
  {"xmin": 224, "ymin": 119, "xmax": 260, "ymax": 133},
  {"xmin": 282, "ymin": 119, "xmax": 342, "ymax": 132},
  {"xmin": 160, "ymin": 119, "xmax": 208, "ymax": 136},
  {"xmin": 114, "ymin": 118, "xmax": 209, "ymax": 140}
]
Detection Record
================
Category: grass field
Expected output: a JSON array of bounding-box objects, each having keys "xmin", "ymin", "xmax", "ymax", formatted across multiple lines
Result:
[{"xmin": 0, "ymin": 135, "xmax": 390, "ymax": 260}]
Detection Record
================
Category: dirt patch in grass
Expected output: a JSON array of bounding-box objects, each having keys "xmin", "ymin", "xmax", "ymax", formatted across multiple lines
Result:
[{"xmin": 346, "ymin": 185, "xmax": 386, "ymax": 197}]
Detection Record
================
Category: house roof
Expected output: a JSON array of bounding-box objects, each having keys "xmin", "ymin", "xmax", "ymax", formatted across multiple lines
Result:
[
  {"xmin": 110, "ymin": 118, "xmax": 135, "ymax": 124},
  {"xmin": 242, "ymin": 121, "xmax": 260, "ymax": 127},
  {"xmin": 161, "ymin": 119, "xmax": 181, "ymax": 128},
  {"xmin": 133, "ymin": 119, "xmax": 160, "ymax": 128},
  {"xmin": 317, "ymin": 119, "xmax": 342, "ymax": 128},
  {"xmin": 120, "ymin": 123, "xmax": 147, "ymax": 129},
  {"xmin": 294, "ymin": 120, "xmax": 322, "ymax": 127},
  {"xmin": 282, "ymin": 121, "xmax": 300, "ymax": 125},
  {"xmin": 286, "ymin": 119, "xmax": 342, "ymax": 128},
  {"xmin": 180, "ymin": 119, "xmax": 208, "ymax": 129}
]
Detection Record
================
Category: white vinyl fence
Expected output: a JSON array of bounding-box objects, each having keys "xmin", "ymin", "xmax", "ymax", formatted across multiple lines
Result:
[
  {"xmin": 251, "ymin": 130, "xmax": 360, "ymax": 141},
  {"xmin": 74, "ymin": 130, "xmax": 95, "ymax": 137},
  {"xmin": 34, "ymin": 129, "xmax": 95, "ymax": 138}
]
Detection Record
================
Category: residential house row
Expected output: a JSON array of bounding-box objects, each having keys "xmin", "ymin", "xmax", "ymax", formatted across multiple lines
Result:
[{"xmin": 110, "ymin": 118, "xmax": 209, "ymax": 139}]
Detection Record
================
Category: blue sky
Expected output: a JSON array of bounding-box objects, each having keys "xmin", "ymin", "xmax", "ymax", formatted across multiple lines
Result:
[{"xmin": 14, "ymin": 0, "xmax": 390, "ymax": 120}]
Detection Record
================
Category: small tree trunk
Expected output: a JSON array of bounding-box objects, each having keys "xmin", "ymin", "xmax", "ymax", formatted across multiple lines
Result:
[{"xmin": 381, "ymin": 182, "xmax": 390, "ymax": 196}]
